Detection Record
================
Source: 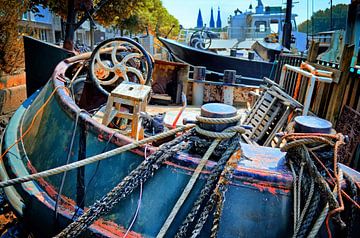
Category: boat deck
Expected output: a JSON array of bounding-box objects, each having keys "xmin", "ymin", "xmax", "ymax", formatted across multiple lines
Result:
[{"xmin": 147, "ymin": 105, "xmax": 247, "ymax": 127}]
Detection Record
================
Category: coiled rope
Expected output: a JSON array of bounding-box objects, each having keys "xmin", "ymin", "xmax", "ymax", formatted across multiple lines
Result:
[{"xmin": 281, "ymin": 133, "xmax": 352, "ymax": 238}]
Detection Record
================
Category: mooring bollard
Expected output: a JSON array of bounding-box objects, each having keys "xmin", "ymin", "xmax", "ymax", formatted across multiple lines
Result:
[
  {"xmin": 230, "ymin": 49, "xmax": 237, "ymax": 57},
  {"xmin": 223, "ymin": 70, "xmax": 236, "ymax": 106},
  {"xmin": 199, "ymin": 103, "xmax": 238, "ymax": 132},
  {"xmin": 192, "ymin": 66, "xmax": 206, "ymax": 106},
  {"xmin": 294, "ymin": 116, "xmax": 333, "ymax": 134}
]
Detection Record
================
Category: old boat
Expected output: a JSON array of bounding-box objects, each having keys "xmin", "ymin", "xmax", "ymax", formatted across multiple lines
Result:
[
  {"xmin": 0, "ymin": 36, "xmax": 359, "ymax": 238},
  {"xmin": 159, "ymin": 37, "xmax": 274, "ymax": 81}
]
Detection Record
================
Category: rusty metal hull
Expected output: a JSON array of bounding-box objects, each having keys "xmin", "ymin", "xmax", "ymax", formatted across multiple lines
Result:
[{"xmin": 0, "ymin": 58, "xmax": 295, "ymax": 237}]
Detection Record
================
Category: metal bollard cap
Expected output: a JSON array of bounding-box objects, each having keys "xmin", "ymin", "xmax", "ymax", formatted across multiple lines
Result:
[
  {"xmin": 200, "ymin": 103, "xmax": 237, "ymax": 132},
  {"xmin": 294, "ymin": 116, "xmax": 332, "ymax": 134}
]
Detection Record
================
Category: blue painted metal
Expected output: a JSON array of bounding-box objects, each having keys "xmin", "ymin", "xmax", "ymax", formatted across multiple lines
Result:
[
  {"xmin": 3, "ymin": 54, "xmax": 355, "ymax": 237},
  {"xmin": 294, "ymin": 116, "xmax": 332, "ymax": 134}
]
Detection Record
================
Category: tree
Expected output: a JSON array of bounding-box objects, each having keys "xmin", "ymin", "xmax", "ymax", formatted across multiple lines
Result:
[
  {"xmin": 298, "ymin": 4, "xmax": 348, "ymax": 34},
  {"xmin": 32, "ymin": 0, "xmax": 180, "ymax": 49},
  {"xmin": 0, "ymin": 0, "xmax": 31, "ymax": 75}
]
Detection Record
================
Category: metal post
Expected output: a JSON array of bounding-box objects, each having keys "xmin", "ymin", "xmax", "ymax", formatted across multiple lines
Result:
[
  {"xmin": 223, "ymin": 70, "xmax": 236, "ymax": 106},
  {"xmin": 282, "ymin": 0, "xmax": 293, "ymax": 49},
  {"xmin": 63, "ymin": 0, "xmax": 77, "ymax": 51},
  {"xmin": 192, "ymin": 66, "xmax": 206, "ymax": 106},
  {"xmin": 90, "ymin": 23, "xmax": 95, "ymax": 50}
]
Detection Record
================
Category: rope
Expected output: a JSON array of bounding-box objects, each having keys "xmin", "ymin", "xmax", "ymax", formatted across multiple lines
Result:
[
  {"xmin": 292, "ymin": 178, "xmax": 314, "ymax": 238},
  {"xmin": 124, "ymin": 181, "xmax": 143, "ymax": 238},
  {"xmin": 0, "ymin": 125, "xmax": 195, "ymax": 188},
  {"xmin": 195, "ymin": 125, "xmax": 245, "ymax": 139},
  {"xmin": 55, "ymin": 130, "xmax": 193, "ymax": 238},
  {"xmin": 210, "ymin": 146, "xmax": 242, "ymax": 238},
  {"xmin": 156, "ymin": 139, "xmax": 220, "ymax": 238},
  {"xmin": 195, "ymin": 114, "xmax": 242, "ymax": 125},
  {"xmin": 289, "ymin": 161, "xmax": 298, "ymax": 232},
  {"xmin": 282, "ymin": 133, "xmax": 348, "ymax": 238},
  {"xmin": 297, "ymin": 163, "xmax": 305, "ymax": 222},
  {"xmin": 175, "ymin": 136, "xmax": 240, "ymax": 238},
  {"xmin": 156, "ymin": 121, "xmax": 244, "ymax": 238},
  {"xmin": 307, "ymin": 203, "xmax": 329, "ymax": 238},
  {"xmin": 0, "ymin": 86, "xmax": 66, "ymax": 164},
  {"xmin": 55, "ymin": 109, "xmax": 81, "ymax": 220}
]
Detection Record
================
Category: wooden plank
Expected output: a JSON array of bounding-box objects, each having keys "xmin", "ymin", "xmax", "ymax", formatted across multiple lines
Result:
[
  {"xmin": 326, "ymin": 44, "xmax": 355, "ymax": 123},
  {"xmin": 111, "ymin": 82, "xmax": 151, "ymax": 102},
  {"xmin": 250, "ymin": 97, "xmax": 277, "ymax": 137},
  {"xmin": 256, "ymin": 105, "xmax": 282, "ymax": 142},
  {"xmin": 263, "ymin": 107, "xmax": 291, "ymax": 147},
  {"xmin": 307, "ymin": 41, "xmax": 320, "ymax": 63},
  {"xmin": 150, "ymin": 94, "xmax": 172, "ymax": 105},
  {"xmin": 312, "ymin": 82, "xmax": 325, "ymax": 115},
  {"xmin": 309, "ymin": 62, "xmax": 342, "ymax": 83},
  {"xmin": 349, "ymin": 78, "xmax": 359, "ymax": 108}
]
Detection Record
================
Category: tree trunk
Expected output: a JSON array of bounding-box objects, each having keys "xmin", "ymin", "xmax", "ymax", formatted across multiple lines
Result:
[{"xmin": 63, "ymin": 0, "xmax": 77, "ymax": 51}]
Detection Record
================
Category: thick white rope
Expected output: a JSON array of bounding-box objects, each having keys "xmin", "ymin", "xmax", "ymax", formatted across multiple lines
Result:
[{"xmin": 0, "ymin": 125, "xmax": 194, "ymax": 188}]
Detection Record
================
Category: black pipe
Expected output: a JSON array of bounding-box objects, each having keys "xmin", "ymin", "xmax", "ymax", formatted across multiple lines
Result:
[
  {"xmin": 63, "ymin": 0, "xmax": 77, "ymax": 51},
  {"xmin": 76, "ymin": 122, "xmax": 87, "ymax": 209},
  {"xmin": 282, "ymin": 0, "xmax": 293, "ymax": 49}
]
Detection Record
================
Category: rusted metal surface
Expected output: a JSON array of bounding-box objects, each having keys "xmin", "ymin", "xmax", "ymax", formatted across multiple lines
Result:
[
  {"xmin": 336, "ymin": 106, "xmax": 360, "ymax": 167},
  {"xmin": 151, "ymin": 59, "xmax": 189, "ymax": 103},
  {"xmin": 0, "ymin": 84, "xmax": 27, "ymax": 115},
  {"xmin": 0, "ymin": 72, "xmax": 26, "ymax": 89},
  {"xmin": 190, "ymin": 82, "xmax": 258, "ymax": 106}
]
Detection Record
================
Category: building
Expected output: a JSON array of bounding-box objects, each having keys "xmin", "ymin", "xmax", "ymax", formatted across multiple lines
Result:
[
  {"xmin": 20, "ymin": 5, "xmax": 108, "ymax": 46},
  {"xmin": 216, "ymin": 7, "xmax": 222, "ymax": 28},
  {"xmin": 196, "ymin": 9, "xmax": 203, "ymax": 28},
  {"xmin": 209, "ymin": 8, "xmax": 215, "ymax": 28},
  {"xmin": 196, "ymin": 7, "xmax": 222, "ymax": 29},
  {"xmin": 20, "ymin": 6, "xmax": 62, "ymax": 44}
]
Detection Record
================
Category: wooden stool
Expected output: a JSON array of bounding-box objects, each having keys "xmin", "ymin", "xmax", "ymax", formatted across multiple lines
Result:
[{"xmin": 102, "ymin": 82, "xmax": 151, "ymax": 140}]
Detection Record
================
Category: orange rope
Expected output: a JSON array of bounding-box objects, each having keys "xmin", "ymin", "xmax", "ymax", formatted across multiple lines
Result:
[
  {"xmin": 283, "ymin": 133, "xmax": 348, "ymax": 238},
  {"xmin": 0, "ymin": 86, "xmax": 66, "ymax": 163}
]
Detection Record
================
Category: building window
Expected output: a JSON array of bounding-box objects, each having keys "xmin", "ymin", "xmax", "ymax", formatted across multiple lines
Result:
[
  {"xmin": 255, "ymin": 21, "xmax": 267, "ymax": 32},
  {"xmin": 22, "ymin": 12, "xmax": 28, "ymax": 20},
  {"xmin": 40, "ymin": 29, "xmax": 47, "ymax": 41},
  {"xmin": 270, "ymin": 19, "xmax": 279, "ymax": 33}
]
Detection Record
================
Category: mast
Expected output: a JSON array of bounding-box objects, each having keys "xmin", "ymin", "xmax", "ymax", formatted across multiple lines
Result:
[{"xmin": 282, "ymin": 0, "xmax": 293, "ymax": 49}]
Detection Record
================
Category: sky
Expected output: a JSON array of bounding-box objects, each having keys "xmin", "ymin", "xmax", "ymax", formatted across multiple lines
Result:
[{"xmin": 162, "ymin": 0, "xmax": 349, "ymax": 28}]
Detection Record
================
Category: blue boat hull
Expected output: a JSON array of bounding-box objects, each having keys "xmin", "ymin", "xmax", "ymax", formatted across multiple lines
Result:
[{"xmin": 1, "ymin": 57, "xmax": 294, "ymax": 237}]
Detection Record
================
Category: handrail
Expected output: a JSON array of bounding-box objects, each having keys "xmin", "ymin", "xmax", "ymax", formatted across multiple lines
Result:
[{"xmin": 279, "ymin": 63, "xmax": 333, "ymax": 115}]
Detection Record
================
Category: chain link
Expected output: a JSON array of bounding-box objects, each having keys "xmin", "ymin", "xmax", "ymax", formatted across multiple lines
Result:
[
  {"xmin": 175, "ymin": 136, "xmax": 241, "ymax": 238},
  {"xmin": 55, "ymin": 130, "xmax": 194, "ymax": 238}
]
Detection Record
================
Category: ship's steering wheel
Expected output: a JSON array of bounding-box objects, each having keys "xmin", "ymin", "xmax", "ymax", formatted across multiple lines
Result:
[
  {"xmin": 89, "ymin": 37, "xmax": 153, "ymax": 95},
  {"xmin": 189, "ymin": 30, "xmax": 212, "ymax": 50}
]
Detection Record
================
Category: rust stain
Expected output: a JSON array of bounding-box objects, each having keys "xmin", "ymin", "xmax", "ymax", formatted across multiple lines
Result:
[
  {"xmin": 0, "ymin": 72, "xmax": 26, "ymax": 89},
  {"xmin": 94, "ymin": 219, "xmax": 143, "ymax": 238},
  {"xmin": 26, "ymin": 161, "xmax": 76, "ymax": 211},
  {"xmin": 242, "ymin": 181, "xmax": 290, "ymax": 195}
]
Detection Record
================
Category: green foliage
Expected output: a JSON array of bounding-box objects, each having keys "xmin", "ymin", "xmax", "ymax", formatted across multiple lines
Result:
[
  {"xmin": 99, "ymin": 0, "xmax": 179, "ymax": 38},
  {"xmin": 298, "ymin": 4, "xmax": 348, "ymax": 34},
  {"xmin": 37, "ymin": 0, "xmax": 180, "ymax": 38}
]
